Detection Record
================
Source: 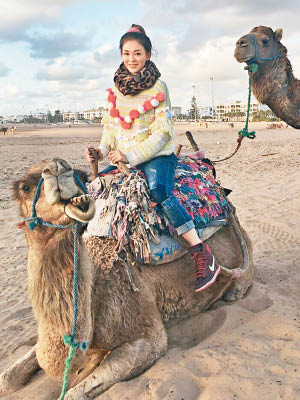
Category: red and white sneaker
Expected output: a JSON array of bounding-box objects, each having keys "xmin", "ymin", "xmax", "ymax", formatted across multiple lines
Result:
[{"xmin": 190, "ymin": 242, "xmax": 221, "ymax": 292}]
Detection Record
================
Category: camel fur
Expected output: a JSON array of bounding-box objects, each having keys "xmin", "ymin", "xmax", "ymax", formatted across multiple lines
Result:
[
  {"xmin": 235, "ymin": 26, "xmax": 300, "ymax": 129},
  {"xmin": 0, "ymin": 158, "xmax": 253, "ymax": 400}
]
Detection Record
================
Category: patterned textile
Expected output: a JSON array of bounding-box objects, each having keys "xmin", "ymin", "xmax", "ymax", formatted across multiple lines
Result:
[
  {"xmin": 114, "ymin": 60, "xmax": 161, "ymax": 96},
  {"xmin": 87, "ymin": 169, "xmax": 163, "ymax": 263},
  {"xmin": 173, "ymin": 155, "xmax": 232, "ymax": 228},
  {"xmin": 87, "ymin": 155, "xmax": 232, "ymax": 263}
]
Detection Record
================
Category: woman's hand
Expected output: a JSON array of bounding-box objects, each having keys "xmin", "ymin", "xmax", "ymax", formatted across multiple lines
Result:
[
  {"xmin": 85, "ymin": 146, "xmax": 103, "ymax": 163},
  {"xmin": 108, "ymin": 150, "xmax": 128, "ymax": 164}
]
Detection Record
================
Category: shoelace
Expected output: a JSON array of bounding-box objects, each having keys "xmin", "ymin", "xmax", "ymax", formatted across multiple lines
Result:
[{"xmin": 192, "ymin": 251, "xmax": 207, "ymax": 278}]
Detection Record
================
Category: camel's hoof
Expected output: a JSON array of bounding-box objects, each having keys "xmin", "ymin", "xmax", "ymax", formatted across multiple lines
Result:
[{"xmin": 0, "ymin": 375, "xmax": 20, "ymax": 397}]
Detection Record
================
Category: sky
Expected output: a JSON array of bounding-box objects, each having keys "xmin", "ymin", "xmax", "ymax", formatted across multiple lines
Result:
[{"xmin": 1, "ymin": 0, "xmax": 300, "ymax": 116}]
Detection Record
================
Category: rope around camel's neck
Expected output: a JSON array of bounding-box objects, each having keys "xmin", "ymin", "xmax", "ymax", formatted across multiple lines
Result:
[{"xmin": 27, "ymin": 230, "xmax": 92, "ymax": 333}]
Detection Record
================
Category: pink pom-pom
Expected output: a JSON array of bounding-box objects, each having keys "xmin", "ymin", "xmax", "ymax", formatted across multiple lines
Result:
[
  {"xmin": 121, "ymin": 120, "xmax": 131, "ymax": 130},
  {"xmin": 144, "ymin": 100, "xmax": 153, "ymax": 111},
  {"xmin": 156, "ymin": 92, "xmax": 165, "ymax": 102},
  {"xmin": 110, "ymin": 108, "xmax": 119, "ymax": 118},
  {"xmin": 108, "ymin": 94, "xmax": 116, "ymax": 103},
  {"xmin": 129, "ymin": 109, "xmax": 139, "ymax": 119}
]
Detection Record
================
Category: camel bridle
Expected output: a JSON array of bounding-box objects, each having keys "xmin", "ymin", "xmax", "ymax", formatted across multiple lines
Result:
[
  {"xmin": 23, "ymin": 173, "xmax": 89, "ymax": 400},
  {"xmin": 24, "ymin": 173, "xmax": 88, "ymax": 231},
  {"xmin": 249, "ymin": 34, "xmax": 280, "ymax": 63}
]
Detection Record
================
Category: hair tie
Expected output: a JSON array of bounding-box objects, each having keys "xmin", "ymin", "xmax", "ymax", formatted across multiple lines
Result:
[{"xmin": 127, "ymin": 27, "xmax": 143, "ymax": 34}]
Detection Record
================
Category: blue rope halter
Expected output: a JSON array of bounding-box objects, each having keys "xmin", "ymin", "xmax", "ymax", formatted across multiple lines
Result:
[
  {"xmin": 249, "ymin": 34, "xmax": 280, "ymax": 62},
  {"xmin": 23, "ymin": 172, "xmax": 89, "ymax": 400}
]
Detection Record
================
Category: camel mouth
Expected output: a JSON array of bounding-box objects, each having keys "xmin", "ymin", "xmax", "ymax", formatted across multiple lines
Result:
[
  {"xmin": 64, "ymin": 194, "xmax": 96, "ymax": 223},
  {"xmin": 234, "ymin": 47, "xmax": 253, "ymax": 63},
  {"xmin": 235, "ymin": 55, "xmax": 252, "ymax": 63},
  {"xmin": 234, "ymin": 53, "xmax": 252, "ymax": 63}
]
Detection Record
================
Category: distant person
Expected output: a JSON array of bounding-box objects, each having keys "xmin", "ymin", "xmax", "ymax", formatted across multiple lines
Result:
[{"xmin": 85, "ymin": 24, "xmax": 221, "ymax": 292}]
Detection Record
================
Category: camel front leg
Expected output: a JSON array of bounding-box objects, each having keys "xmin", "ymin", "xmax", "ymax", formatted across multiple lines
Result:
[
  {"xmin": 0, "ymin": 346, "xmax": 40, "ymax": 396},
  {"xmin": 63, "ymin": 324, "xmax": 168, "ymax": 400}
]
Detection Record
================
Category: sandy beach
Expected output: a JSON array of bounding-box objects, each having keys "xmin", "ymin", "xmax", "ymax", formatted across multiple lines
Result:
[{"xmin": 0, "ymin": 122, "xmax": 299, "ymax": 400}]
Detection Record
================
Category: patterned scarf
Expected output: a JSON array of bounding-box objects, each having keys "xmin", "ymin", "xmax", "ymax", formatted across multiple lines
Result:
[{"xmin": 114, "ymin": 60, "xmax": 161, "ymax": 96}]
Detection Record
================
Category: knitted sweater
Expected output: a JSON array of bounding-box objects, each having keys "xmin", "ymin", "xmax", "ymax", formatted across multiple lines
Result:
[{"xmin": 99, "ymin": 79, "xmax": 175, "ymax": 166}]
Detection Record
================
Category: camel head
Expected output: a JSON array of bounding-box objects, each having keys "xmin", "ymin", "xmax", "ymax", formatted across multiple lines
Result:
[
  {"xmin": 13, "ymin": 158, "xmax": 95, "ymax": 230},
  {"xmin": 234, "ymin": 26, "xmax": 283, "ymax": 64}
]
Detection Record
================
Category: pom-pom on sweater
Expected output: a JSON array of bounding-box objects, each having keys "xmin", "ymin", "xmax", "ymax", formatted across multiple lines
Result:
[{"xmin": 99, "ymin": 79, "xmax": 175, "ymax": 166}]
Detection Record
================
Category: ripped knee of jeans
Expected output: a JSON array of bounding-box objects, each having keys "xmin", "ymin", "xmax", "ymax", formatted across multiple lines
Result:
[{"xmin": 150, "ymin": 184, "xmax": 171, "ymax": 204}]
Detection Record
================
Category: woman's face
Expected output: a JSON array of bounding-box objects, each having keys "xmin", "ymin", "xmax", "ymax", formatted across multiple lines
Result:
[{"xmin": 121, "ymin": 40, "xmax": 150, "ymax": 75}]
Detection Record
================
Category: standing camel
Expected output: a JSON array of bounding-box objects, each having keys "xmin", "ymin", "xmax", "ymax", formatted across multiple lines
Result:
[
  {"xmin": 235, "ymin": 26, "xmax": 300, "ymax": 129},
  {"xmin": 8, "ymin": 126, "xmax": 17, "ymax": 135},
  {"xmin": 0, "ymin": 126, "xmax": 16, "ymax": 135},
  {"xmin": 0, "ymin": 158, "xmax": 253, "ymax": 399}
]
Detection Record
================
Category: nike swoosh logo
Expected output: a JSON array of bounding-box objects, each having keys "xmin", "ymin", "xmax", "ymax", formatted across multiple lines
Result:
[{"xmin": 208, "ymin": 257, "xmax": 215, "ymax": 272}]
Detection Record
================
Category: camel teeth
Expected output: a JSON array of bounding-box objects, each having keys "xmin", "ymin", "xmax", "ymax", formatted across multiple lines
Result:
[{"xmin": 70, "ymin": 194, "xmax": 89, "ymax": 205}]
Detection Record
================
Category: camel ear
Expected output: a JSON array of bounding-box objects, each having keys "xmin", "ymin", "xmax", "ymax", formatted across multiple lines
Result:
[{"xmin": 274, "ymin": 28, "xmax": 283, "ymax": 42}]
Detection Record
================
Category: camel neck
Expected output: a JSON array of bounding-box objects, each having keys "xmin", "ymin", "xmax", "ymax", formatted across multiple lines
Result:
[{"xmin": 27, "ymin": 230, "xmax": 93, "ymax": 336}]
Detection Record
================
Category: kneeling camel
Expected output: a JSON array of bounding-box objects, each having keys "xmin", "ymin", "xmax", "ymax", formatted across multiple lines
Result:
[{"xmin": 0, "ymin": 158, "xmax": 253, "ymax": 399}]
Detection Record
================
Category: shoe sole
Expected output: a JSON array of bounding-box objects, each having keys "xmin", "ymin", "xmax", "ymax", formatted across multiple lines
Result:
[{"xmin": 195, "ymin": 266, "xmax": 221, "ymax": 293}]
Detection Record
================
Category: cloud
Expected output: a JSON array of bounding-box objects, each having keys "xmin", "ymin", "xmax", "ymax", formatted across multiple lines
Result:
[
  {"xmin": 140, "ymin": 0, "xmax": 300, "ymax": 54},
  {"xmin": 36, "ymin": 58, "xmax": 86, "ymax": 80},
  {"xmin": 0, "ymin": 63, "xmax": 9, "ymax": 77},
  {"xmin": 27, "ymin": 31, "xmax": 89, "ymax": 58},
  {"xmin": 0, "ymin": 0, "xmax": 77, "ymax": 42},
  {"xmin": 92, "ymin": 46, "xmax": 120, "ymax": 68}
]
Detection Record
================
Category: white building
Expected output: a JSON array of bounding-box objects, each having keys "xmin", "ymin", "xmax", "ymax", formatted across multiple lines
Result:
[
  {"xmin": 63, "ymin": 111, "xmax": 84, "ymax": 122},
  {"xmin": 83, "ymin": 107, "xmax": 105, "ymax": 121},
  {"xmin": 1, "ymin": 115, "xmax": 25, "ymax": 123},
  {"xmin": 199, "ymin": 106, "xmax": 216, "ymax": 118},
  {"xmin": 216, "ymin": 101, "xmax": 261, "ymax": 120},
  {"xmin": 171, "ymin": 106, "xmax": 182, "ymax": 117}
]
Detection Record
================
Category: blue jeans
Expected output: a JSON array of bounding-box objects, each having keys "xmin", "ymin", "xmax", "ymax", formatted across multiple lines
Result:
[{"xmin": 136, "ymin": 154, "xmax": 194, "ymax": 235}]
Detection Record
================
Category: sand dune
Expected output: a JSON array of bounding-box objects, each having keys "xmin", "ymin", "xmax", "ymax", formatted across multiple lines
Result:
[{"xmin": 0, "ymin": 122, "xmax": 299, "ymax": 399}]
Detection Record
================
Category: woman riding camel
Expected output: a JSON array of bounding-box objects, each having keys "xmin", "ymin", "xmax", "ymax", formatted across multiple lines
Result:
[{"xmin": 86, "ymin": 24, "xmax": 221, "ymax": 292}]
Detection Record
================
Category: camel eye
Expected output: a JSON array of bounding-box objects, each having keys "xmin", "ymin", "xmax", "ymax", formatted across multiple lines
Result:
[
  {"xmin": 21, "ymin": 185, "xmax": 31, "ymax": 193},
  {"xmin": 262, "ymin": 38, "xmax": 269, "ymax": 45}
]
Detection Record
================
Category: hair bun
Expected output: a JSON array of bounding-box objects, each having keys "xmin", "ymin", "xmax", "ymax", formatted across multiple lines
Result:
[{"xmin": 128, "ymin": 24, "xmax": 146, "ymax": 35}]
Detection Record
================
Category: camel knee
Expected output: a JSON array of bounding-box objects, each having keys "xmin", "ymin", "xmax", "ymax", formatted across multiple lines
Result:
[{"xmin": 36, "ymin": 338, "xmax": 86, "ymax": 380}]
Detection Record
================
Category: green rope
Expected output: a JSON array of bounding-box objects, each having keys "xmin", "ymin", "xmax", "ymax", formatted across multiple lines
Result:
[
  {"xmin": 238, "ymin": 62, "xmax": 258, "ymax": 140},
  {"xmin": 58, "ymin": 346, "xmax": 76, "ymax": 400},
  {"xmin": 58, "ymin": 223, "xmax": 89, "ymax": 400},
  {"xmin": 23, "ymin": 176, "xmax": 89, "ymax": 400}
]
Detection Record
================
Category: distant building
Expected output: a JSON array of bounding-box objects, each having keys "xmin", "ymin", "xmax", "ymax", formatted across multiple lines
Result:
[
  {"xmin": 83, "ymin": 107, "xmax": 105, "ymax": 121},
  {"xmin": 63, "ymin": 111, "xmax": 84, "ymax": 122},
  {"xmin": 216, "ymin": 100, "xmax": 261, "ymax": 120},
  {"xmin": 171, "ymin": 106, "xmax": 182, "ymax": 117},
  {"xmin": 199, "ymin": 106, "xmax": 216, "ymax": 118},
  {"xmin": 1, "ymin": 115, "xmax": 25, "ymax": 123}
]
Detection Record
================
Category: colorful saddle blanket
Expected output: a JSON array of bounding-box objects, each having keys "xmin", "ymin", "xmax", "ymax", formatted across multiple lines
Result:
[{"xmin": 86, "ymin": 154, "xmax": 232, "ymax": 265}]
